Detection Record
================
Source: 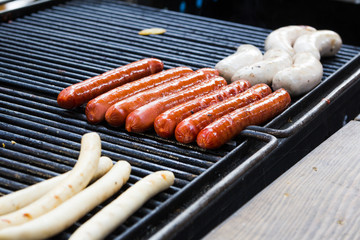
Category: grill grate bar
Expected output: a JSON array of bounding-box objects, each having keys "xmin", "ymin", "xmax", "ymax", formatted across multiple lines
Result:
[
  {"xmin": 0, "ymin": 61, "xmax": 78, "ymax": 83},
  {"xmin": 0, "ymin": 124, "xmax": 187, "ymax": 191},
  {"xmin": 25, "ymin": 12, "xmax": 229, "ymax": 60},
  {"xmin": 0, "ymin": 74, "xmax": 64, "ymax": 92},
  {"xmin": 0, "ymin": 143, "xmax": 71, "ymax": 173},
  {"xmin": 0, "ymin": 176, "xmax": 27, "ymax": 193},
  {"xmin": 0, "ymin": 51, "xmax": 94, "ymax": 80},
  {"xmin": 1, "ymin": 24, "xmax": 144, "ymax": 64},
  {"xmin": 0, "ymin": 127, "xmax": 78, "ymax": 159},
  {"xmin": 0, "ymin": 34, "xmax": 132, "ymax": 72},
  {"xmin": 0, "ymin": 26, "xmax": 203, "ymax": 71},
  {"xmin": 2, "ymin": 21, "xmax": 213, "ymax": 69},
  {"xmin": 0, "ymin": 87, "xmax": 223, "ymax": 161},
  {"xmin": 0, "ymin": 156, "xmax": 60, "ymax": 182},
  {"xmin": 62, "ymin": 0, "xmax": 268, "ymax": 47},
  {"xmin": 0, "ymin": 112, "xmax": 198, "ymax": 183},
  {"xmin": 0, "ymin": 164, "xmax": 46, "ymax": 186},
  {"xmin": 0, "ymin": 96, "xmax": 217, "ymax": 166}
]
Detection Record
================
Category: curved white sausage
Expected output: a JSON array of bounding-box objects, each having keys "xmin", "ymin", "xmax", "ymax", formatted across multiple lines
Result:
[
  {"xmin": 0, "ymin": 156, "xmax": 113, "ymax": 216},
  {"xmin": 265, "ymin": 25, "xmax": 316, "ymax": 56},
  {"xmin": 0, "ymin": 160, "xmax": 131, "ymax": 240},
  {"xmin": 69, "ymin": 170, "xmax": 175, "ymax": 240},
  {"xmin": 272, "ymin": 52, "xmax": 323, "ymax": 96},
  {"xmin": 293, "ymin": 30, "xmax": 342, "ymax": 60},
  {"xmin": 214, "ymin": 44, "xmax": 263, "ymax": 82},
  {"xmin": 231, "ymin": 48, "xmax": 292, "ymax": 85},
  {"xmin": 0, "ymin": 132, "xmax": 101, "ymax": 229}
]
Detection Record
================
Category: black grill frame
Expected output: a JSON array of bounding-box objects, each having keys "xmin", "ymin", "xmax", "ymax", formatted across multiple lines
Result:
[{"xmin": 1, "ymin": 0, "xmax": 360, "ymax": 239}]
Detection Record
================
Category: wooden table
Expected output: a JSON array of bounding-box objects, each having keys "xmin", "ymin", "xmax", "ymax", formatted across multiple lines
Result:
[{"xmin": 204, "ymin": 120, "xmax": 360, "ymax": 240}]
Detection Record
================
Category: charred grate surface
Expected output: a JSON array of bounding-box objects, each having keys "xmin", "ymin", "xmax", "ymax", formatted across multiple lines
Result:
[{"xmin": 0, "ymin": 0, "xmax": 360, "ymax": 239}]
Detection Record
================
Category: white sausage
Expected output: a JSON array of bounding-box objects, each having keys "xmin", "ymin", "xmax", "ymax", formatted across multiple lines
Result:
[
  {"xmin": 265, "ymin": 25, "xmax": 316, "ymax": 56},
  {"xmin": 214, "ymin": 44, "xmax": 263, "ymax": 82},
  {"xmin": 69, "ymin": 170, "xmax": 175, "ymax": 240},
  {"xmin": 272, "ymin": 52, "xmax": 323, "ymax": 96},
  {"xmin": 0, "ymin": 160, "xmax": 131, "ymax": 240},
  {"xmin": 0, "ymin": 132, "xmax": 101, "ymax": 229},
  {"xmin": 293, "ymin": 30, "xmax": 342, "ymax": 60},
  {"xmin": 91, "ymin": 156, "xmax": 114, "ymax": 182},
  {"xmin": 0, "ymin": 156, "xmax": 113, "ymax": 216},
  {"xmin": 231, "ymin": 48, "xmax": 292, "ymax": 85}
]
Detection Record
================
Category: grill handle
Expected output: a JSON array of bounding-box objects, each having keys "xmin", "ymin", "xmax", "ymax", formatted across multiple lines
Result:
[
  {"xmin": 149, "ymin": 130, "xmax": 278, "ymax": 240},
  {"xmin": 247, "ymin": 62, "xmax": 360, "ymax": 138}
]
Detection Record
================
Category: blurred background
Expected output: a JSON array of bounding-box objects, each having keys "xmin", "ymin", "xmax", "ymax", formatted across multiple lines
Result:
[
  {"xmin": 1, "ymin": 0, "xmax": 359, "ymax": 45},
  {"xmin": 133, "ymin": 0, "xmax": 360, "ymax": 46}
]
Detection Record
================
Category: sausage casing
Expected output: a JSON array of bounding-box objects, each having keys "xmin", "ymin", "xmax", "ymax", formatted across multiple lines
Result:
[
  {"xmin": 154, "ymin": 80, "xmax": 251, "ymax": 138},
  {"xmin": 272, "ymin": 52, "xmax": 323, "ymax": 97},
  {"xmin": 85, "ymin": 67, "xmax": 193, "ymax": 124},
  {"xmin": 57, "ymin": 58, "xmax": 163, "ymax": 109},
  {"xmin": 264, "ymin": 25, "xmax": 316, "ymax": 56},
  {"xmin": 215, "ymin": 44, "xmax": 263, "ymax": 82},
  {"xmin": 293, "ymin": 29, "xmax": 342, "ymax": 60},
  {"xmin": 126, "ymin": 75, "xmax": 227, "ymax": 133},
  {"xmin": 196, "ymin": 88, "xmax": 291, "ymax": 149},
  {"xmin": 175, "ymin": 83, "xmax": 272, "ymax": 144},
  {"xmin": 105, "ymin": 68, "xmax": 219, "ymax": 127},
  {"xmin": 231, "ymin": 49, "xmax": 292, "ymax": 85}
]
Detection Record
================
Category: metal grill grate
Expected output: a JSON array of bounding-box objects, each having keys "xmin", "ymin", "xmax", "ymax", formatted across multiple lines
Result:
[{"xmin": 1, "ymin": 0, "xmax": 360, "ymax": 239}]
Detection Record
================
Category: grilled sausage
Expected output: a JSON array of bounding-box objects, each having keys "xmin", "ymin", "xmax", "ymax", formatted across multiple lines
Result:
[
  {"xmin": 196, "ymin": 88, "xmax": 291, "ymax": 149},
  {"xmin": 69, "ymin": 171, "xmax": 174, "ymax": 240},
  {"xmin": 0, "ymin": 156, "xmax": 113, "ymax": 216},
  {"xmin": 175, "ymin": 84, "xmax": 272, "ymax": 144},
  {"xmin": 0, "ymin": 132, "xmax": 101, "ymax": 229},
  {"xmin": 265, "ymin": 25, "xmax": 316, "ymax": 56},
  {"xmin": 85, "ymin": 67, "xmax": 193, "ymax": 124},
  {"xmin": 231, "ymin": 49, "xmax": 292, "ymax": 85},
  {"xmin": 0, "ymin": 160, "xmax": 131, "ymax": 240},
  {"xmin": 272, "ymin": 52, "xmax": 323, "ymax": 96},
  {"xmin": 215, "ymin": 44, "xmax": 263, "ymax": 82},
  {"xmin": 154, "ymin": 80, "xmax": 251, "ymax": 138},
  {"xmin": 126, "ymin": 76, "xmax": 227, "ymax": 133},
  {"xmin": 105, "ymin": 68, "xmax": 219, "ymax": 127},
  {"xmin": 57, "ymin": 58, "xmax": 163, "ymax": 109},
  {"xmin": 293, "ymin": 30, "xmax": 342, "ymax": 60}
]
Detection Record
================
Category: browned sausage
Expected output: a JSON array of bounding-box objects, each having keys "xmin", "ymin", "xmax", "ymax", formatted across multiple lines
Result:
[
  {"xmin": 154, "ymin": 80, "xmax": 251, "ymax": 138},
  {"xmin": 57, "ymin": 58, "xmax": 163, "ymax": 109},
  {"xmin": 196, "ymin": 88, "xmax": 291, "ymax": 149},
  {"xmin": 125, "ymin": 76, "xmax": 227, "ymax": 133},
  {"xmin": 175, "ymin": 84, "xmax": 272, "ymax": 144},
  {"xmin": 85, "ymin": 67, "xmax": 193, "ymax": 124},
  {"xmin": 105, "ymin": 68, "xmax": 219, "ymax": 127}
]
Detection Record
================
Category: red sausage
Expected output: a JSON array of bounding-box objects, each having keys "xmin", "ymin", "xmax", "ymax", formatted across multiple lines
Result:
[
  {"xmin": 85, "ymin": 67, "xmax": 193, "ymax": 124},
  {"xmin": 57, "ymin": 58, "xmax": 163, "ymax": 109},
  {"xmin": 196, "ymin": 88, "xmax": 291, "ymax": 149},
  {"xmin": 105, "ymin": 68, "xmax": 219, "ymax": 127},
  {"xmin": 125, "ymin": 75, "xmax": 227, "ymax": 133},
  {"xmin": 175, "ymin": 84, "xmax": 272, "ymax": 144},
  {"xmin": 154, "ymin": 80, "xmax": 251, "ymax": 138}
]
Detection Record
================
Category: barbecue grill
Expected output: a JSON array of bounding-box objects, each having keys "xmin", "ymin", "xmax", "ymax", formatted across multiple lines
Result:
[{"xmin": 1, "ymin": 0, "xmax": 360, "ymax": 239}]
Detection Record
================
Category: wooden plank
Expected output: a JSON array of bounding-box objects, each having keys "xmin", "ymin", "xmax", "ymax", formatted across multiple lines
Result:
[{"xmin": 204, "ymin": 120, "xmax": 360, "ymax": 240}]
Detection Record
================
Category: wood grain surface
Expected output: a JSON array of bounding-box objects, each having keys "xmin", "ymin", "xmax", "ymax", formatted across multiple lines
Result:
[{"xmin": 204, "ymin": 120, "xmax": 360, "ymax": 240}]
